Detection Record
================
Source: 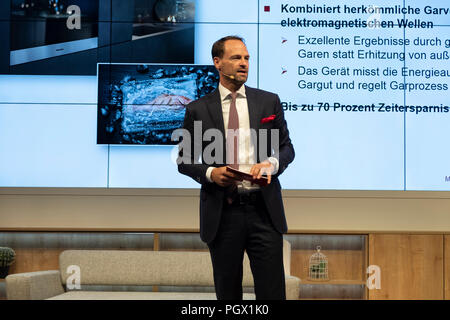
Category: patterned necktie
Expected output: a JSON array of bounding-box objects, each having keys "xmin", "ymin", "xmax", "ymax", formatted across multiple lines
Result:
[{"xmin": 226, "ymin": 92, "xmax": 239, "ymax": 169}]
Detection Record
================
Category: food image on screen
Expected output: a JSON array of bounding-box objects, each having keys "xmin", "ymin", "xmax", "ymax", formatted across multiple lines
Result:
[{"xmin": 97, "ymin": 64, "xmax": 219, "ymax": 145}]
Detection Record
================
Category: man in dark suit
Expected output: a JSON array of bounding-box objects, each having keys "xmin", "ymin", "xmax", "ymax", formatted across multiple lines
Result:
[{"xmin": 177, "ymin": 36, "xmax": 294, "ymax": 300}]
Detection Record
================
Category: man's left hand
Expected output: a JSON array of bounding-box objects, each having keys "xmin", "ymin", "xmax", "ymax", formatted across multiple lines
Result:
[{"xmin": 249, "ymin": 161, "xmax": 274, "ymax": 185}]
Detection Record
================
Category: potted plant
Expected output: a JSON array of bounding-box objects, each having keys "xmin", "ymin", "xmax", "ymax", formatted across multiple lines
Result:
[{"xmin": 0, "ymin": 247, "xmax": 15, "ymax": 278}]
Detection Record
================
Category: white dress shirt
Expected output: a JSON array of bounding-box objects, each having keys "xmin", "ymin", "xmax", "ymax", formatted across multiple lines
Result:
[{"xmin": 205, "ymin": 83, "xmax": 278, "ymax": 192}]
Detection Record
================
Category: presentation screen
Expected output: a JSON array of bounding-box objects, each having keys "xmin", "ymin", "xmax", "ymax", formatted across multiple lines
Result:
[{"xmin": 0, "ymin": 0, "xmax": 449, "ymax": 190}]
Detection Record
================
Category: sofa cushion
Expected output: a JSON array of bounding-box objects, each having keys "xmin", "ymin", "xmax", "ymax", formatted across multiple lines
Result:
[
  {"xmin": 59, "ymin": 250, "xmax": 255, "ymax": 287},
  {"xmin": 58, "ymin": 240, "xmax": 292, "ymax": 289},
  {"xmin": 47, "ymin": 291, "xmax": 256, "ymax": 300}
]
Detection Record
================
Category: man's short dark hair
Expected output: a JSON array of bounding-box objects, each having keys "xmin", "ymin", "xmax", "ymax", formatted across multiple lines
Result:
[{"xmin": 211, "ymin": 36, "xmax": 245, "ymax": 60}]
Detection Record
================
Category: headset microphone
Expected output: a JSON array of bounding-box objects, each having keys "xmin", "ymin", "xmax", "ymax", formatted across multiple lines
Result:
[{"xmin": 219, "ymin": 68, "xmax": 235, "ymax": 80}]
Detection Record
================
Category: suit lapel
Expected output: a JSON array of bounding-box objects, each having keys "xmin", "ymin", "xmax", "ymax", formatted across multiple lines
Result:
[
  {"xmin": 245, "ymin": 86, "xmax": 262, "ymax": 131},
  {"xmin": 206, "ymin": 89, "xmax": 226, "ymax": 165},
  {"xmin": 246, "ymin": 86, "xmax": 264, "ymax": 163},
  {"xmin": 206, "ymin": 89, "xmax": 225, "ymax": 135}
]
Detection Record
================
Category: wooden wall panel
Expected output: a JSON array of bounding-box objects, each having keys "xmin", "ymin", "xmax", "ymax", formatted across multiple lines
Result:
[
  {"xmin": 368, "ymin": 234, "xmax": 444, "ymax": 300},
  {"xmin": 9, "ymin": 249, "xmax": 62, "ymax": 274},
  {"xmin": 286, "ymin": 234, "xmax": 366, "ymax": 283},
  {"xmin": 290, "ymin": 250, "xmax": 365, "ymax": 282},
  {"xmin": 298, "ymin": 284, "xmax": 365, "ymax": 300},
  {"xmin": 445, "ymin": 235, "xmax": 450, "ymax": 300},
  {"xmin": 4, "ymin": 232, "xmax": 450, "ymax": 300},
  {"xmin": 2, "ymin": 232, "xmax": 155, "ymax": 275}
]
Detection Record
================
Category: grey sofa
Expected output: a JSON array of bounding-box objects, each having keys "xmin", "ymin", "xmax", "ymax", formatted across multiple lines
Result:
[{"xmin": 6, "ymin": 240, "xmax": 300, "ymax": 300}]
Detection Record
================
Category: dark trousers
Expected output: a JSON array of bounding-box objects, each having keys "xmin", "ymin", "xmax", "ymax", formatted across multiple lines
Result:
[{"xmin": 207, "ymin": 194, "xmax": 286, "ymax": 300}]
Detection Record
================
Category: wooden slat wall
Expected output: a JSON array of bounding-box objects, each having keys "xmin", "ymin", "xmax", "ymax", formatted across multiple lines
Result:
[{"xmin": 368, "ymin": 234, "xmax": 444, "ymax": 300}]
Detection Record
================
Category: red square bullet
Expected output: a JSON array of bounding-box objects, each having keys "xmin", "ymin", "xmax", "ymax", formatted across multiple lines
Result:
[{"xmin": 264, "ymin": 6, "xmax": 270, "ymax": 12}]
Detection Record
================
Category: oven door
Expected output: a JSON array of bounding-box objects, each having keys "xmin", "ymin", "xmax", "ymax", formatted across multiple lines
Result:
[{"xmin": 10, "ymin": 0, "xmax": 98, "ymax": 66}]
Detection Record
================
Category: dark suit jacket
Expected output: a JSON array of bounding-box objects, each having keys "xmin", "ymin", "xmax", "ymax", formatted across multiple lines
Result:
[{"xmin": 178, "ymin": 85, "xmax": 295, "ymax": 243}]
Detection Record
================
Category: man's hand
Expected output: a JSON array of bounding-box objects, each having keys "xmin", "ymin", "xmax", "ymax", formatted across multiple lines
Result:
[
  {"xmin": 211, "ymin": 166, "xmax": 243, "ymax": 187},
  {"xmin": 249, "ymin": 161, "xmax": 275, "ymax": 185}
]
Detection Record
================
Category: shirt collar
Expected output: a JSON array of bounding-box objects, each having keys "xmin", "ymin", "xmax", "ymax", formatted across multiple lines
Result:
[{"xmin": 218, "ymin": 83, "xmax": 246, "ymax": 101}]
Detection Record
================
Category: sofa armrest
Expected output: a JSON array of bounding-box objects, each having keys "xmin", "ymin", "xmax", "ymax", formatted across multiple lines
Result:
[
  {"xmin": 282, "ymin": 239, "xmax": 291, "ymax": 276},
  {"xmin": 285, "ymin": 275, "xmax": 300, "ymax": 300},
  {"xmin": 6, "ymin": 270, "xmax": 65, "ymax": 300}
]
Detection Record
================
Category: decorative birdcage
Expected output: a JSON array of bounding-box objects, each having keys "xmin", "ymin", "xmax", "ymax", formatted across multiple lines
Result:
[{"xmin": 308, "ymin": 246, "xmax": 329, "ymax": 281}]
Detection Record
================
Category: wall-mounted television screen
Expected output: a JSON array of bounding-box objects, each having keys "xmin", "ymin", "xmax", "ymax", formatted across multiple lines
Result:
[{"xmin": 97, "ymin": 63, "xmax": 219, "ymax": 145}]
